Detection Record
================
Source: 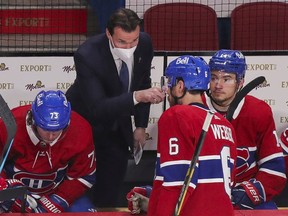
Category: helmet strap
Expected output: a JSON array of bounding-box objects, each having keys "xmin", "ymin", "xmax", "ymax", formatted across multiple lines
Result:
[
  {"xmin": 206, "ymin": 89, "xmax": 228, "ymax": 109},
  {"xmin": 170, "ymin": 86, "xmax": 187, "ymax": 105},
  {"xmin": 27, "ymin": 110, "xmax": 44, "ymax": 142}
]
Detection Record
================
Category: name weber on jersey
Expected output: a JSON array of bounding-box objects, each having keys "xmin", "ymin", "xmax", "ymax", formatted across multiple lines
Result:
[{"xmin": 211, "ymin": 124, "xmax": 234, "ymax": 143}]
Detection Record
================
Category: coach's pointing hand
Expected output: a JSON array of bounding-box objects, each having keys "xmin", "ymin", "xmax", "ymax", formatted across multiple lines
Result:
[{"xmin": 134, "ymin": 87, "xmax": 165, "ymax": 104}]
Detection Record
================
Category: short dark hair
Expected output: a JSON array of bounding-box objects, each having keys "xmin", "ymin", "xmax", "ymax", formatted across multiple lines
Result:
[{"xmin": 107, "ymin": 8, "xmax": 141, "ymax": 35}]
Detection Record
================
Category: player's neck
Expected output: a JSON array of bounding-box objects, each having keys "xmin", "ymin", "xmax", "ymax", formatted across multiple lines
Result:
[
  {"xmin": 212, "ymin": 101, "xmax": 229, "ymax": 112},
  {"xmin": 181, "ymin": 94, "xmax": 203, "ymax": 105}
]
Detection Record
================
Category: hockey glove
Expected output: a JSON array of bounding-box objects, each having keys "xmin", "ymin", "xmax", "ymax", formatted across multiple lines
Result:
[
  {"xmin": 0, "ymin": 178, "xmax": 29, "ymax": 212},
  {"xmin": 126, "ymin": 185, "xmax": 152, "ymax": 214},
  {"xmin": 232, "ymin": 178, "xmax": 265, "ymax": 209},
  {"xmin": 10, "ymin": 194, "xmax": 38, "ymax": 213},
  {"xmin": 0, "ymin": 177, "xmax": 8, "ymax": 190},
  {"xmin": 32, "ymin": 194, "xmax": 69, "ymax": 213},
  {"xmin": 11, "ymin": 193, "xmax": 68, "ymax": 213}
]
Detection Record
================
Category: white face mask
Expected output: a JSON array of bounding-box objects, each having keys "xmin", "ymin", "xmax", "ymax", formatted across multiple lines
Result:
[{"xmin": 110, "ymin": 39, "xmax": 137, "ymax": 62}]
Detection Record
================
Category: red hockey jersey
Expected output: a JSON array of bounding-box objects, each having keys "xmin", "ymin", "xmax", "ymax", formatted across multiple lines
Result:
[
  {"xmin": 0, "ymin": 105, "xmax": 96, "ymax": 205},
  {"xmin": 148, "ymin": 104, "xmax": 237, "ymax": 216},
  {"xmin": 280, "ymin": 128, "xmax": 288, "ymax": 176},
  {"xmin": 203, "ymin": 93, "xmax": 286, "ymax": 202}
]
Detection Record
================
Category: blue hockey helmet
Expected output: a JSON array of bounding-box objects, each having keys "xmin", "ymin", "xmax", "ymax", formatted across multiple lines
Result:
[
  {"xmin": 209, "ymin": 49, "xmax": 246, "ymax": 81},
  {"xmin": 32, "ymin": 90, "xmax": 71, "ymax": 131},
  {"xmin": 165, "ymin": 55, "xmax": 210, "ymax": 91}
]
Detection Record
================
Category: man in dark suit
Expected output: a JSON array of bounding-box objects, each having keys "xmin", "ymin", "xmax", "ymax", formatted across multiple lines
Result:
[{"xmin": 66, "ymin": 8, "xmax": 165, "ymax": 207}]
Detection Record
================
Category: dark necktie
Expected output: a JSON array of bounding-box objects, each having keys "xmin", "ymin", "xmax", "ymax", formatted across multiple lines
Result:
[{"xmin": 119, "ymin": 61, "xmax": 129, "ymax": 92}]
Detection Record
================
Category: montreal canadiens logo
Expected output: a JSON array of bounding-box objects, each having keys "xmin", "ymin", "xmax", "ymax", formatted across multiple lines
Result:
[
  {"xmin": 235, "ymin": 147, "xmax": 250, "ymax": 176},
  {"xmin": 14, "ymin": 171, "xmax": 60, "ymax": 194}
]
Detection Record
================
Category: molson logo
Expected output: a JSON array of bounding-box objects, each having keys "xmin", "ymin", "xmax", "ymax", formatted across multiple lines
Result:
[
  {"xmin": 255, "ymin": 79, "xmax": 270, "ymax": 90},
  {"xmin": 145, "ymin": 133, "xmax": 153, "ymax": 141},
  {"xmin": 62, "ymin": 65, "xmax": 75, "ymax": 73},
  {"xmin": 25, "ymin": 80, "xmax": 45, "ymax": 91},
  {"xmin": 20, "ymin": 64, "xmax": 51, "ymax": 72},
  {"xmin": 0, "ymin": 63, "xmax": 9, "ymax": 71}
]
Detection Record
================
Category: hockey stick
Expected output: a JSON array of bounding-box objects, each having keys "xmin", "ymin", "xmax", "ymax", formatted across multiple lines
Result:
[
  {"xmin": 174, "ymin": 110, "xmax": 214, "ymax": 216},
  {"xmin": 0, "ymin": 96, "xmax": 27, "ymax": 213},
  {"xmin": 0, "ymin": 94, "xmax": 17, "ymax": 173},
  {"xmin": 226, "ymin": 76, "xmax": 266, "ymax": 122}
]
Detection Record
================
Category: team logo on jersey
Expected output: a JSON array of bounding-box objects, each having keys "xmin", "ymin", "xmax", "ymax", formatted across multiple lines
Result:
[
  {"xmin": 13, "ymin": 171, "xmax": 61, "ymax": 194},
  {"xmin": 235, "ymin": 147, "xmax": 250, "ymax": 176}
]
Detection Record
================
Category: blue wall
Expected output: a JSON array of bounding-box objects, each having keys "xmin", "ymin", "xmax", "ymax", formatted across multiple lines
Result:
[{"xmin": 87, "ymin": 0, "xmax": 125, "ymax": 33}]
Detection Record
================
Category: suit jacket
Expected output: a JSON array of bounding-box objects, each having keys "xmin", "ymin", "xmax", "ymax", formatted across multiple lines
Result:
[{"xmin": 66, "ymin": 32, "xmax": 153, "ymax": 151}]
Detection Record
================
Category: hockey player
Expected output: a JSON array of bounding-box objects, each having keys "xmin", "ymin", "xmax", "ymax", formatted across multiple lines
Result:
[
  {"xmin": 280, "ymin": 128, "xmax": 288, "ymax": 176},
  {"xmin": 0, "ymin": 90, "xmax": 96, "ymax": 213},
  {"xmin": 203, "ymin": 49, "xmax": 287, "ymax": 209},
  {"xmin": 128, "ymin": 55, "xmax": 238, "ymax": 216}
]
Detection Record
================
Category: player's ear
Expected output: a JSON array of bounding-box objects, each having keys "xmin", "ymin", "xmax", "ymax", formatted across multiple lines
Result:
[
  {"xmin": 176, "ymin": 80, "xmax": 185, "ymax": 94},
  {"xmin": 238, "ymin": 78, "xmax": 245, "ymax": 89}
]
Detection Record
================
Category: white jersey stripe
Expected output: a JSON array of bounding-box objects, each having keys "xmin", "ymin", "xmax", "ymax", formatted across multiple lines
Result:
[
  {"xmin": 258, "ymin": 152, "xmax": 284, "ymax": 165},
  {"xmin": 259, "ymin": 168, "xmax": 287, "ymax": 179}
]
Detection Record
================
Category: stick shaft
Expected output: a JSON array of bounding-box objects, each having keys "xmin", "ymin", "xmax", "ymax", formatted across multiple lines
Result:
[
  {"xmin": 174, "ymin": 110, "xmax": 214, "ymax": 216},
  {"xmin": 0, "ymin": 95, "xmax": 17, "ymax": 173}
]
